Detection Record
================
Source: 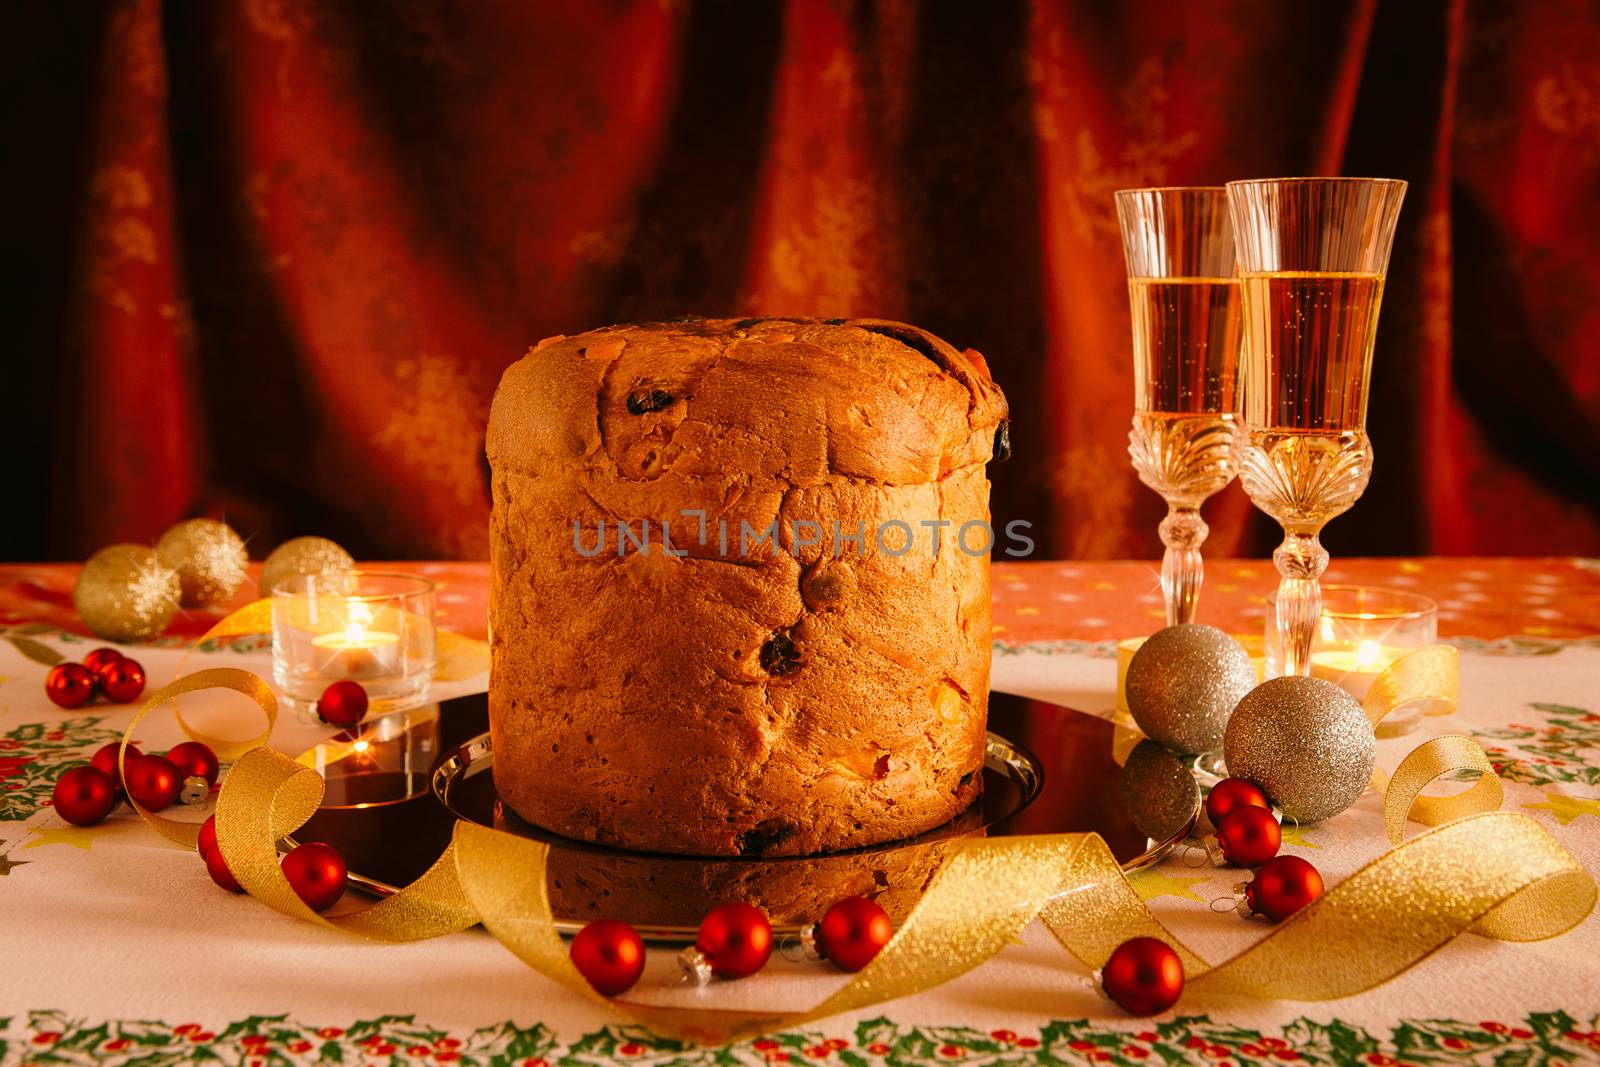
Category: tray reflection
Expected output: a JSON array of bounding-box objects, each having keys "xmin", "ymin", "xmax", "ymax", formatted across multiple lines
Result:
[{"xmin": 293, "ymin": 691, "xmax": 1196, "ymax": 938}]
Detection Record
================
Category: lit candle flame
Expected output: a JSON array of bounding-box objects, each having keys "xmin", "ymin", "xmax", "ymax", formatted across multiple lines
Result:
[
  {"xmin": 311, "ymin": 599, "xmax": 397, "ymax": 652},
  {"xmin": 1355, "ymin": 639, "xmax": 1384, "ymax": 670},
  {"xmin": 345, "ymin": 601, "xmax": 373, "ymax": 645}
]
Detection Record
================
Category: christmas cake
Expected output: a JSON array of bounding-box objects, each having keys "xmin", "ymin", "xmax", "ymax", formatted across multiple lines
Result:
[{"xmin": 485, "ymin": 317, "xmax": 1008, "ymax": 855}]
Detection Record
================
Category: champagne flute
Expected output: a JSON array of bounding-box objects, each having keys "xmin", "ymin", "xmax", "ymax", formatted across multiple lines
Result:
[
  {"xmin": 1115, "ymin": 187, "xmax": 1241, "ymax": 625},
  {"xmin": 1226, "ymin": 177, "xmax": 1407, "ymax": 676}
]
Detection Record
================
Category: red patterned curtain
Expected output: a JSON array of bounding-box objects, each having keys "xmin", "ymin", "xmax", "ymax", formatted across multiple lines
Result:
[{"xmin": 10, "ymin": 0, "xmax": 1599, "ymax": 561}]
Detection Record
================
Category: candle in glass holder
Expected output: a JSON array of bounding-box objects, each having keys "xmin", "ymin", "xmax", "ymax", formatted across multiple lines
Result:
[
  {"xmin": 1308, "ymin": 639, "xmax": 1407, "ymax": 702},
  {"xmin": 272, "ymin": 571, "xmax": 436, "ymax": 721},
  {"xmin": 1265, "ymin": 585, "xmax": 1436, "ymax": 736},
  {"xmin": 309, "ymin": 600, "xmax": 400, "ymax": 678}
]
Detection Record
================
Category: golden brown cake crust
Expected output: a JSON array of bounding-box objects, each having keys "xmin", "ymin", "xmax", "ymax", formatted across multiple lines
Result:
[{"xmin": 486, "ymin": 317, "xmax": 1008, "ymax": 856}]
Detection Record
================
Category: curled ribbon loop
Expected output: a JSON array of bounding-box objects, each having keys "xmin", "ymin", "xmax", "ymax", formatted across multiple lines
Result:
[
  {"xmin": 122, "ymin": 667, "xmax": 278, "ymax": 847},
  {"xmin": 216, "ymin": 748, "xmax": 480, "ymax": 940},
  {"xmin": 1383, "ymin": 734, "xmax": 1503, "ymax": 844},
  {"xmin": 1187, "ymin": 812, "xmax": 1594, "ymax": 997},
  {"xmin": 1364, "ymin": 645, "xmax": 1459, "ymax": 728},
  {"xmin": 135, "ymin": 670, "xmax": 1595, "ymax": 1046},
  {"xmin": 166, "ymin": 603, "xmax": 279, "ymax": 761}
]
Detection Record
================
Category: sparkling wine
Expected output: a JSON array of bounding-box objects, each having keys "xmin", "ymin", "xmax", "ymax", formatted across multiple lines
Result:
[
  {"xmin": 1239, "ymin": 271, "xmax": 1385, "ymax": 431},
  {"xmin": 1118, "ymin": 188, "xmax": 1241, "ymax": 628},
  {"xmin": 1130, "ymin": 277, "xmax": 1241, "ymax": 415},
  {"xmin": 1235, "ymin": 270, "xmax": 1384, "ymax": 531},
  {"xmin": 1228, "ymin": 175, "xmax": 1405, "ymax": 677}
]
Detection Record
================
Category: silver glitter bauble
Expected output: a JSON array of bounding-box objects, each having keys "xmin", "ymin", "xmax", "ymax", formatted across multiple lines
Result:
[
  {"xmin": 1125, "ymin": 624, "xmax": 1257, "ymax": 754},
  {"xmin": 259, "ymin": 536, "xmax": 354, "ymax": 596},
  {"xmin": 1121, "ymin": 739, "xmax": 1201, "ymax": 842},
  {"xmin": 73, "ymin": 544, "xmax": 181, "ymax": 642},
  {"xmin": 156, "ymin": 519, "xmax": 248, "ymax": 608},
  {"xmin": 1224, "ymin": 676, "xmax": 1376, "ymax": 824}
]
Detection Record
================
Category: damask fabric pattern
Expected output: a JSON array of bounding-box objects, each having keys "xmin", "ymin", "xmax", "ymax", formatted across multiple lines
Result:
[{"xmin": 11, "ymin": 0, "xmax": 1600, "ymax": 562}]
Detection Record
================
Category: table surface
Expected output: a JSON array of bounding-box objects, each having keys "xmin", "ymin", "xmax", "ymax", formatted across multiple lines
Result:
[{"xmin": 2, "ymin": 558, "xmax": 1598, "ymax": 1066}]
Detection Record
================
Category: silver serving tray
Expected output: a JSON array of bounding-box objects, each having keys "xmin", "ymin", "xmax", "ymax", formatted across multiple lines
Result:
[{"xmin": 291, "ymin": 692, "xmax": 1196, "ymax": 941}]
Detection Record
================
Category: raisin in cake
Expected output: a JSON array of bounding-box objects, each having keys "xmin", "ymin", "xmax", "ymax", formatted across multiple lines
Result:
[{"xmin": 486, "ymin": 317, "xmax": 1008, "ymax": 856}]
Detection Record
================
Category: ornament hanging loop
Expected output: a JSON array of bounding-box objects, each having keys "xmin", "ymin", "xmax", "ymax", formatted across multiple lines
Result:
[
  {"xmin": 1182, "ymin": 836, "xmax": 1227, "ymax": 867},
  {"xmin": 1211, "ymin": 882, "xmax": 1254, "ymax": 917}
]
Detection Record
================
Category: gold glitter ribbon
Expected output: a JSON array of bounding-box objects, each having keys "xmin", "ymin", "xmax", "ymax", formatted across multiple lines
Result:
[
  {"xmin": 1382, "ymin": 733, "xmax": 1502, "ymax": 845},
  {"xmin": 127, "ymin": 671, "xmax": 1593, "ymax": 1045},
  {"xmin": 1364, "ymin": 645, "xmax": 1459, "ymax": 727},
  {"xmin": 122, "ymin": 667, "xmax": 277, "ymax": 846}
]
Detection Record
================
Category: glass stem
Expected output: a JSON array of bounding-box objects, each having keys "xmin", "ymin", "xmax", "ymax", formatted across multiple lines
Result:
[
  {"xmin": 1272, "ymin": 529, "xmax": 1329, "ymax": 675},
  {"xmin": 1158, "ymin": 503, "xmax": 1208, "ymax": 626}
]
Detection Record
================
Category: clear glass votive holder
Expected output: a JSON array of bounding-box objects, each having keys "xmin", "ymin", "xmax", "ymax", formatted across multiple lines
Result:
[
  {"xmin": 271, "ymin": 571, "xmax": 436, "ymax": 720},
  {"xmin": 1264, "ymin": 585, "xmax": 1438, "ymax": 737}
]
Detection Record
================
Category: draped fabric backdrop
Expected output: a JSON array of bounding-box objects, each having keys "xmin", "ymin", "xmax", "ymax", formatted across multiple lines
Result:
[{"xmin": 7, "ymin": 0, "xmax": 1599, "ymax": 562}]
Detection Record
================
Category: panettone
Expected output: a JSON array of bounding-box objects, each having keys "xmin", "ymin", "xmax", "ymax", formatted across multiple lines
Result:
[{"xmin": 485, "ymin": 317, "xmax": 1008, "ymax": 856}]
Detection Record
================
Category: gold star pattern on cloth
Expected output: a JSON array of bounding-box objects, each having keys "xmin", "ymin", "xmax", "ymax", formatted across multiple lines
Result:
[
  {"xmin": 1129, "ymin": 868, "xmax": 1211, "ymax": 903},
  {"xmin": 1280, "ymin": 823, "xmax": 1323, "ymax": 849},
  {"xmin": 1523, "ymin": 791, "xmax": 1600, "ymax": 825},
  {"xmin": 0, "ymin": 851, "xmax": 29, "ymax": 875},
  {"xmin": 22, "ymin": 826, "xmax": 98, "ymax": 850}
]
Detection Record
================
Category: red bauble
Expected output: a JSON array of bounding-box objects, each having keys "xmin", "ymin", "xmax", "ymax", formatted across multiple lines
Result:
[
  {"xmin": 570, "ymin": 919, "xmax": 647, "ymax": 996},
  {"xmin": 98, "ymin": 658, "xmax": 146, "ymax": 704},
  {"xmin": 281, "ymin": 841, "xmax": 348, "ymax": 912},
  {"xmin": 695, "ymin": 902, "xmax": 773, "ymax": 979},
  {"xmin": 125, "ymin": 754, "xmax": 182, "ymax": 811},
  {"xmin": 1101, "ymin": 937, "xmax": 1184, "ymax": 1016},
  {"xmin": 1215, "ymin": 804, "xmax": 1281, "ymax": 867},
  {"xmin": 167, "ymin": 741, "xmax": 220, "ymax": 787},
  {"xmin": 45, "ymin": 663, "xmax": 96, "ymax": 709},
  {"xmin": 1246, "ymin": 855, "xmax": 1325, "ymax": 922},
  {"xmin": 1205, "ymin": 777, "xmax": 1271, "ymax": 826},
  {"xmin": 316, "ymin": 680, "xmax": 369, "ymax": 728},
  {"xmin": 197, "ymin": 813, "xmax": 219, "ymax": 856},
  {"xmin": 205, "ymin": 842, "xmax": 243, "ymax": 893},
  {"xmin": 82, "ymin": 647, "xmax": 125, "ymax": 675},
  {"xmin": 52, "ymin": 766, "xmax": 117, "ymax": 826},
  {"xmin": 816, "ymin": 896, "xmax": 894, "ymax": 972},
  {"xmin": 90, "ymin": 742, "xmax": 142, "ymax": 790}
]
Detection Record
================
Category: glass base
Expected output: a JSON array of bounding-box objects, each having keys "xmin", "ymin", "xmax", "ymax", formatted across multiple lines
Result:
[
  {"xmin": 1192, "ymin": 749, "xmax": 1228, "ymax": 783},
  {"xmin": 277, "ymin": 674, "xmax": 434, "ymax": 724}
]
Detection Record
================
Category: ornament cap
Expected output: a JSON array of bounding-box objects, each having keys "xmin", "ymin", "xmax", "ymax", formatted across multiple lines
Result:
[
  {"xmin": 1091, "ymin": 966, "xmax": 1110, "ymax": 998},
  {"xmin": 180, "ymin": 775, "xmax": 210, "ymax": 806},
  {"xmin": 677, "ymin": 946, "xmax": 713, "ymax": 986},
  {"xmin": 1208, "ymin": 884, "xmax": 1255, "ymax": 917},
  {"xmin": 798, "ymin": 922, "xmax": 823, "ymax": 961},
  {"xmin": 1182, "ymin": 835, "xmax": 1230, "ymax": 867},
  {"xmin": 1235, "ymin": 881, "xmax": 1257, "ymax": 918}
]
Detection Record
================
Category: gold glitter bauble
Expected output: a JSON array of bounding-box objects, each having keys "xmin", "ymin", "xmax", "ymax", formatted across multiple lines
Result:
[
  {"xmin": 1125, "ymin": 624, "xmax": 1257, "ymax": 754},
  {"xmin": 1224, "ymin": 675, "xmax": 1377, "ymax": 824},
  {"xmin": 1121, "ymin": 738, "xmax": 1201, "ymax": 842},
  {"xmin": 73, "ymin": 544, "xmax": 181, "ymax": 642},
  {"xmin": 156, "ymin": 519, "xmax": 249, "ymax": 608},
  {"xmin": 259, "ymin": 536, "xmax": 354, "ymax": 596}
]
